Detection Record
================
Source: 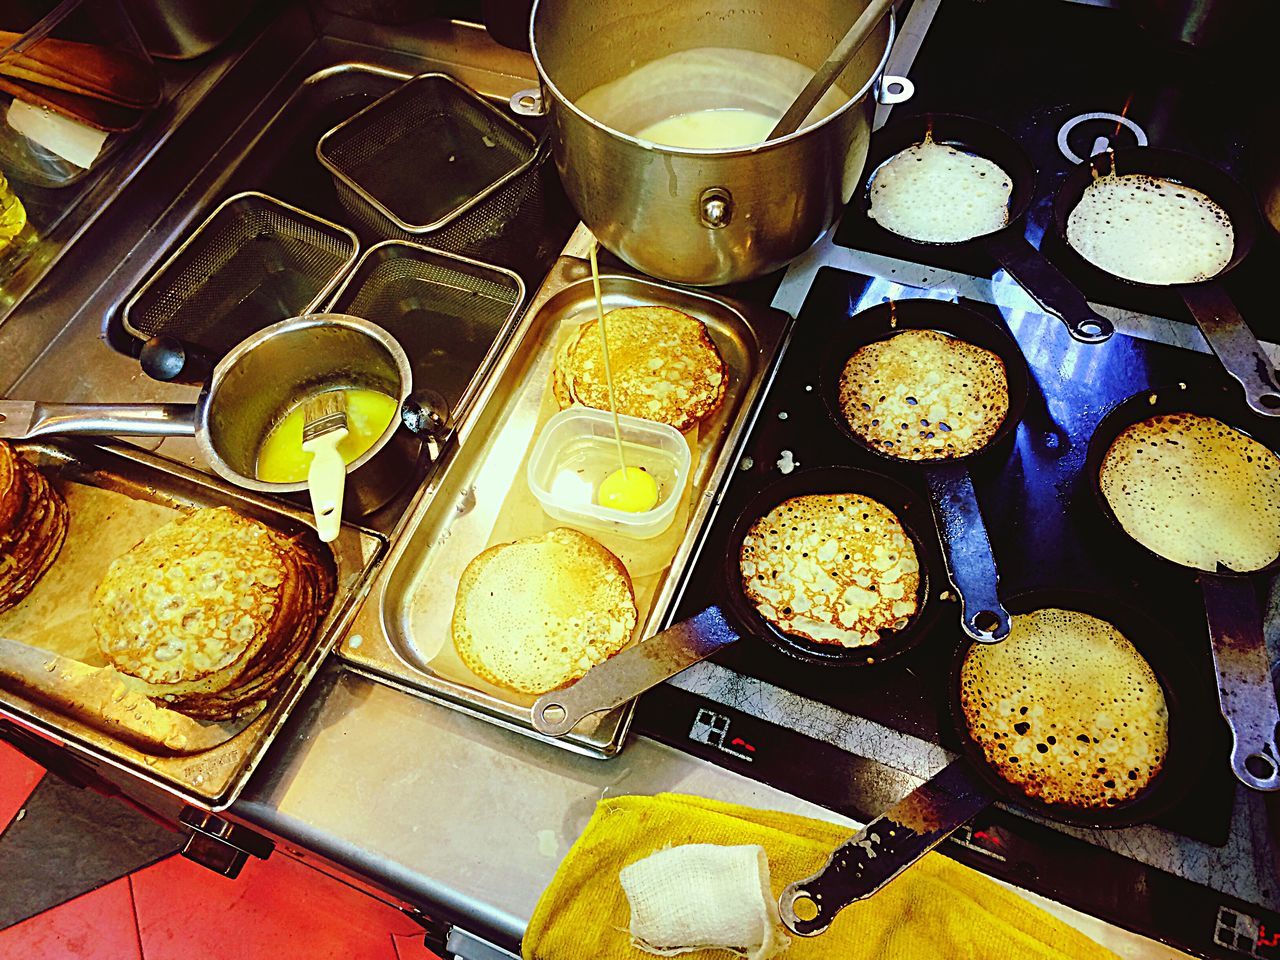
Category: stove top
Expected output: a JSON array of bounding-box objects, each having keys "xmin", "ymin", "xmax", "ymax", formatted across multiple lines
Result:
[
  {"xmin": 636, "ymin": 267, "xmax": 1280, "ymax": 959},
  {"xmin": 834, "ymin": 0, "xmax": 1279, "ymax": 336}
]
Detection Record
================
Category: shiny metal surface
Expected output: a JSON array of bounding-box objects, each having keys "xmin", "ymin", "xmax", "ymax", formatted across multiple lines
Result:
[
  {"xmin": 529, "ymin": 0, "xmax": 896, "ymax": 285},
  {"xmin": 0, "ymin": 399, "xmax": 195, "ymax": 438},
  {"xmin": 338, "ymin": 254, "xmax": 790, "ymax": 756},
  {"xmin": 0, "ymin": 438, "xmax": 386, "ymax": 810}
]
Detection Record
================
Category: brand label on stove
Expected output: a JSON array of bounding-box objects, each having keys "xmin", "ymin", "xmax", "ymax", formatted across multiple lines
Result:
[
  {"xmin": 688, "ymin": 708, "xmax": 755, "ymax": 762},
  {"xmin": 1214, "ymin": 906, "xmax": 1280, "ymax": 958}
]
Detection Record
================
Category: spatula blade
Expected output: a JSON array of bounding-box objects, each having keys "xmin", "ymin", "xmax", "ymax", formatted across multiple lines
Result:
[{"xmin": 0, "ymin": 400, "xmax": 37, "ymax": 439}]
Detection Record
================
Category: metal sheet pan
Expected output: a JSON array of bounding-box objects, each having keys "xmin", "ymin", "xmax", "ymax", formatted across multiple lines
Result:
[
  {"xmin": 0, "ymin": 439, "xmax": 385, "ymax": 810},
  {"xmin": 337, "ymin": 256, "xmax": 790, "ymax": 757}
]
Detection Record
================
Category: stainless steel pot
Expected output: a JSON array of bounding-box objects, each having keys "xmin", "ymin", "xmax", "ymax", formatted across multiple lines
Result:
[
  {"xmin": 0, "ymin": 315, "xmax": 421, "ymax": 516},
  {"xmin": 517, "ymin": 0, "xmax": 910, "ymax": 286}
]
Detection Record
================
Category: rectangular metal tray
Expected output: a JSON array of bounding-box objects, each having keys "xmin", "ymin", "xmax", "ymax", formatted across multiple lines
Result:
[
  {"xmin": 337, "ymin": 256, "xmax": 790, "ymax": 757},
  {"xmin": 0, "ymin": 439, "xmax": 386, "ymax": 810}
]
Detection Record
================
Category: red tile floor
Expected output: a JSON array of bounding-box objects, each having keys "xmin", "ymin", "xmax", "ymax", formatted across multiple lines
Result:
[{"xmin": 0, "ymin": 741, "xmax": 443, "ymax": 960}]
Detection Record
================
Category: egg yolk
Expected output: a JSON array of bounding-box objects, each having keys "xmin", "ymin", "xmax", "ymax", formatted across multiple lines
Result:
[
  {"xmin": 597, "ymin": 466, "xmax": 659, "ymax": 513},
  {"xmin": 256, "ymin": 388, "xmax": 399, "ymax": 483}
]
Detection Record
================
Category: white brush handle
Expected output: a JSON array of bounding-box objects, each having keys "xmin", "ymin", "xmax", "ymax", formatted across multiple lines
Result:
[{"xmin": 306, "ymin": 432, "xmax": 347, "ymax": 543}]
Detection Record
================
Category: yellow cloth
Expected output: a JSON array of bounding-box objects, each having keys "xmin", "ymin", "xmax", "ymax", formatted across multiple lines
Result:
[{"xmin": 523, "ymin": 793, "xmax": 1119, "ymax": 960}]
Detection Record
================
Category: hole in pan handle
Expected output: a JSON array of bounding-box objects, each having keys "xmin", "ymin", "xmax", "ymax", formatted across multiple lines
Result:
[
  {"xmin": 922, "ymin": 462, "xmax": 1010, "ymax": 643},
  {"xmin": 531, "ymin": 606, "xmax": 738, "ymax": 737},
  {"xmin": 778, "ymin": 758, "xmax": 994, "ymax": 936},
  {"xmin": 1200, "ymin": 574, "xmax": 1280, "ymax": 791},
  {"xmin": 1179, "ymin": 284, "xmax": 1280, "ymax": 418},
  {"xmin": 982, "ymin": 229, "xmax": 1114, "ymax": 344}
]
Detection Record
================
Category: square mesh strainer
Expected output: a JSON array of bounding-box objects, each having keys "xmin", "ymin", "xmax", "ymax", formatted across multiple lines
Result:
[
  {"xmin": 123, "ymin": 192, "xmax": 359, "ymax": 355},
  {"xmin": 326, "ymin": 240, "xmax": 525, "ymax": 420},
  {"xmin": 317, "ymin": 72, "xmax": 538, "ymax": 234}
]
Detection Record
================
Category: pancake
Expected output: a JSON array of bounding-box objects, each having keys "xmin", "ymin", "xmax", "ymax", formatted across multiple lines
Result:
[
  {"xmin": 0, "ymin": 449, "xmax": 69, "ymax": 614},
  {"xmin": 838, "ymin": 328, "xmax": 1009, "ymax": 460},
  {"xmin": 959, "ymin": 607, "xmax": 1169, "ymax": 808},
  {"xmin": 868, "ymin": 134, "xmax": 1013, "ymax": 243},
  {"xmin": 553, "ymin": 306, "xmax": 727, "ymax": 432},
  {"xmin": 1065, "ymin": 173, "xmax": 1233, "ymax": 285},
  {"xmin": 739, "ymin": 493, "xmax": 920, "ymax": 647},
  {"xmin": 1099, "ymin": 412, "xmax": 1280, "ymax": 573},
  {"xmin": 452, "ymin": 527, "xmax": 637, "ymax": 695}
]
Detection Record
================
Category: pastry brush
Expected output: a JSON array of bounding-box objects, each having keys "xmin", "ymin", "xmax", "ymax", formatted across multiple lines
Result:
[{"xmin": 300, "ymin": 390, "xmax": 348, "ymax": 543}]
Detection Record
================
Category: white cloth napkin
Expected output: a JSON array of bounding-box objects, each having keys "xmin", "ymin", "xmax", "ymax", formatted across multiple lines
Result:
[{"xmin": 618, "ymin": 843, "xmax": 789, "ymax": 960}]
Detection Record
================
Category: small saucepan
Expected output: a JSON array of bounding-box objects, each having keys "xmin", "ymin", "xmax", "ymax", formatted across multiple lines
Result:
[
  {"xmin": 1051, "ymin": 147, "xmax": 1280, "ymax": 418},
  {"xmin": 779, "ymin": 589, "xmax": 1195, "ymax": 936},
  {"xmin": 859, "ymin": 113, "xmax": 1114, "ymax": 344},
  {"xmin": 531, "ymin": 465, "xmax": 944, "ymax": 737},
  {"xmin": 817, "ymin": 298, "xmax": 1031, "ymax": 643},
  {"xmin": 0, "ymin": 314, "xmax": 429, "ymax": 516},
  {"xmin": 1085, "ymin": 381, "xmax": 1280, "ymax": 791}
]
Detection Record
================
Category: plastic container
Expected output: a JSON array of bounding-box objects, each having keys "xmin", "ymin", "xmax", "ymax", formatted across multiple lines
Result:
[{"xmin": 527, "ymin": 407, "xmax": 691, "ymax": 540}]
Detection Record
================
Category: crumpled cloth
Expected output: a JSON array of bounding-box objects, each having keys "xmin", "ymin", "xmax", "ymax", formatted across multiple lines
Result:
[
  {"xmin": 522, "ymin": 792, "xmax": 1120, "ymax": 960},
  {"xmin": 619, "ymin": 843, "xmax": 786, "ymax": 959}
]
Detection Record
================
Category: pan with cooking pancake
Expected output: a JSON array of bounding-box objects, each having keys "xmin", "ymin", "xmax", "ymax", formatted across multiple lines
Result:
[
  {"xmin": 530, "ymin": 466, "xmax": 942, "ymax": 736},
  {"xmin": 860, "ymin": 113, "xmax": 1112, "ymax": 344},
  {"xmin": 1051, "ymin": 147, "xmax": 1280, "ymax": 418},
  {"xmin": 1086, "ymin": 381, "xmax": 1280, "ymax": 792},
  {"xmin": 779, "ymin": 589, "xmax": 1192, "ymax": 936},
  {"xmin": 817, "ymin": 298, "xmax": 1030, "ymax": 644}
]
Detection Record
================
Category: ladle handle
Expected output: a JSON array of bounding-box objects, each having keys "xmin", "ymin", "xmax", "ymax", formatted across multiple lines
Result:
[
  {"xmin": 531, "ymin": 606, "xmax": 738, "ymax": 737},
  {"xmin": 1180, "ymin": 284, "xmax": 1280, "ymax": 418},
  {"xmin": 1200, "ymin": 574, "xmax": 1280, "ymax": 792},
  {"xmin": 923, "ymin": 462, "xmax": 1010, "ymax": 642},
  {"xmin": 779, "ymin": 759, "xmax": 993, "ymax": 936},
  {"xmin": 984, "ymin": 230, "xmax": 1114, "ymax": 344}
]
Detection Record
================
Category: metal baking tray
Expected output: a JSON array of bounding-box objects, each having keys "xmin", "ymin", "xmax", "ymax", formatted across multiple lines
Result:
[
  {"xmin": 337, "ymin": 256, "xmax": 790, "ymax": 757},
  {"xmin": 0, "ymin": 439, "xmax": 386, "ymax": 810}
]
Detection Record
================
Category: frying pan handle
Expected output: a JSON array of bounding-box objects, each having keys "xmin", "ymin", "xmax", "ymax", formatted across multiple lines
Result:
[
  {"xmin": 984, "ymin": 230, "xmax": 1114, "ymax": 344},
  {"xmin": 1180, "ymin": 284, "xmax": 1280, "ymax": 418},
  {"xmin": 923, "ymin": 462, "xmax": 1010, "ymax": 643},
  {"xmin": 1200, "ymin": 574, "xmax": 1280, "ymax": 791},
  {"xmin": 530, "ymin": 606, "xmax": 738, "ymax": 737},
  {"xmin": 778, "ymin": 759, "xmax": 993, "ymax": 936}
]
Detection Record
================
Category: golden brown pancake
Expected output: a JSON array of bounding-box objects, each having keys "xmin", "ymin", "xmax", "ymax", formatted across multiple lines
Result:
[
  {"xmin": 1099, "ymin": 412, "xmax": 1280, "ymax": 573},
  {"xmin": 452, "ymin": 527, "xmax": 638, "ymax": 695},
  {"xmin": 1066, "ymin": 173, "xmax": 1233, "ymax": 285},
  {"xmin": 959, "ymin": 607, "xmax": 1168, "ymax": 808},
  {"xmin": 838, "ymin": 328, "xmax": 1009, "ymax": 460},
  {"xmin": 739, "ymin": 493, "xmax": 920, "ymax": 647},
  {"xmin": 0, "ymin": 449, "xmax": 68, "ymax": 614},
  {"xmin": 553, "ymin": 306, "xmax": 726, "ymax": 432}
]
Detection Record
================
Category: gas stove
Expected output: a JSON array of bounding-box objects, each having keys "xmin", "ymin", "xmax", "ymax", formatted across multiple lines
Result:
[{"xmin": 633, "ymin": 2, "xmax": 1280, "ymax": 957}]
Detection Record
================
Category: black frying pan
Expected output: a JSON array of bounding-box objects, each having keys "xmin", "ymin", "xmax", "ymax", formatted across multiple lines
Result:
[
  {"xmin": 779, "ymin": 589, "xmax": 1195, "ymax": 936},
  {"xmin": 817, "ymin": 298, "xmax": 1030, "ymax": 643},
  {"xmin": 1085, "ymin": 381, "xmax": 1280, "ymax": 792},
  {"xmin": 1051, "ymin": 147, "xmax": 1280, "ymax": 418},
  {"xmin": 530, "ymin": 466, "xmax": 945, "ymax": 736},
  {"xmin": 860, "ymin": 113, "xmax": 1114, "ymax": 345}
]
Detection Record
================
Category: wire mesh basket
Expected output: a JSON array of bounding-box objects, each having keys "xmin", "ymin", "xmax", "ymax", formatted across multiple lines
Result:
[
  {"xmin": 122, "ymin": 191, "xmax": 359, "ymax": 354},
  {"xmin": 317, "ymin": 72, "xmax": 538, "ymax": 236},
  {"xmin": 325, "ymin": 240, "xmax": 525, "ymax": 422}
]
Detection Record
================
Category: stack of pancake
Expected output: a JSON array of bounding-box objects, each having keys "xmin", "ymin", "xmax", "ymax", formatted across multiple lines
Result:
[
  {"xmin": 92, "ymin": 506, "xmax": 333, "ymax": 721},
  {"xmin": 553, "ymin": 305, "xmax": 727, "ymax": 432},
  {"xmin": 0, "ymin": 440, "xmax": 68, "ymax": 614}
]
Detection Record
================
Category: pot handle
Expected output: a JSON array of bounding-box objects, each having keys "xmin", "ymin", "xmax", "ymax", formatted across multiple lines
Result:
[
  {"xmin": 530, "ymin": 605, "xmax": 738, "ymax": 737},
  {"xmin": 0, "ymin": 401, "xmax": 198, "ymax": 440},
  {"xmin": 510, "ymin": 86, "xmax": 548, "ymax": 118},
  {"xmin": 983, "ymin": 230, "xmax": 1114, "ymax": 344},
  {"xmin": 1180, "ymin": 283, "xmax": 1280, "ymax": 418},
  {"xmin": 1200, "ymin": 573, "xmax": 1280, "ymax": 792},
  {"xmin": 779, "ymin": 758, "xmax": 993, "ymax": 936},
  {"xmin": 923, "ymin": 461, "xmax": 1010, "ymax": 643},
  {"xmin": 875, "ymin": 74, "xmax": 914, "ymax": 106}
]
